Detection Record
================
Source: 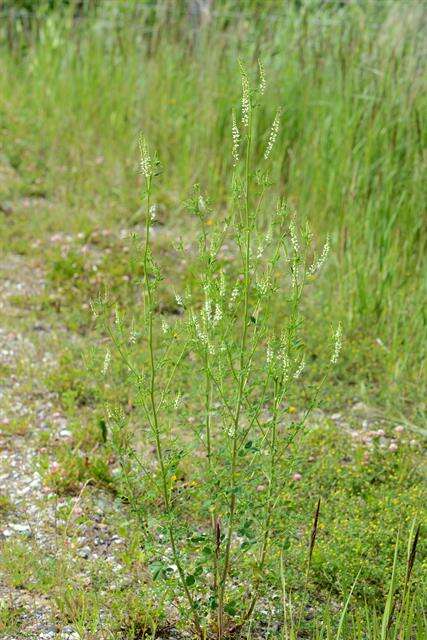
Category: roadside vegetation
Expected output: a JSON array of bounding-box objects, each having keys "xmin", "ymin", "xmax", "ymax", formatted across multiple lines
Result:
[{"xmin": 0, "ymin": 1, "xmax": 425, "ymax": 638}]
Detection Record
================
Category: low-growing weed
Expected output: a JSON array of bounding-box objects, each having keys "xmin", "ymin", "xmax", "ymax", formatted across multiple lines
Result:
[
  {"xmin": 0, "ymin": 601, "xmax": 23, "ymax": 634},
  {"xmin": 0, "ymin": 540, "xmax": 58, "ymax": 592}
]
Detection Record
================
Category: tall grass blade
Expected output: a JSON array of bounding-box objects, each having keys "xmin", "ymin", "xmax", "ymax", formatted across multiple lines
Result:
[
  {"xmin": 381, "ymin": 531, "xmax": 400, "ymax": 640},
  {"xmin": 309, "ymin": 497, "xmax": 321, "ymax": 567},
  {"xmin": 336, "ymin": 569, "xmax": 361, "ymax": 640}
]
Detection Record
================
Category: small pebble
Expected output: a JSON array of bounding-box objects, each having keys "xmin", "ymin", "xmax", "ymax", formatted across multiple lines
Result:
[
  {"xmin": 61, "ymin": 626, "xmax": 81, "ymax": 640},
  {"xmin": 77, "ymin": 545, "xmax": 91, "ymax": 559},
  {"xmin": 9, "ymin": 522, "xmax": 31, "ymax": 535}
]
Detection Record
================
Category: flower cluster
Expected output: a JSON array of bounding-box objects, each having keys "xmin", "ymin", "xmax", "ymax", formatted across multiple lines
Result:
[
  {"xmin": 293, "ymin": 356, "xmax": 305, "ymax": 379},
  {"xmin": 138, "ymin": 133, "xmax": 152, "ymax": 178},
  {"xmin": 258, "ymin": 59, "xmax": 266, "ymax": 95},
  {"xmin": 102, "ymin": 348, "xmax": 111, "ymax": 376},
  {"xmin": 239, "ymin": 61, "xmax": 250, "ymax": 128},
  {"xmin": 308, "ymin": 235, "xmax": 330, "ymax": 275},
  {"xmin": 289, "ymin": 216, "xmax": 300, "ymax": 255},
  {"xmin": 232, "ymin": 111, "xmax": 240, "ymax": 166},
  {"xmin": 264, "ymin": 109, "xmax": 281, "ymax": 160},
  {"xmin": 331, "ymin": 322, "xmax": 343, "ymax": 364}
]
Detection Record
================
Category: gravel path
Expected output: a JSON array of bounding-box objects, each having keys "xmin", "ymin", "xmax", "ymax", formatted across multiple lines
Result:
[
  {"xmin": 0, "ymin": 257, "xmax": 56, "ymax": 637},
  {"xmin": 0, "ymin": 248, "xmax": 419, "ymax": 639},
  {"xmin": 0, "ymin": 256, "xmax": 123, "ymax": 640}
]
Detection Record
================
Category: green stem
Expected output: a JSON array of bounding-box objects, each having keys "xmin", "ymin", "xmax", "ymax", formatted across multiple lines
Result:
[
  {"xmin": 204, "ymin": 345, "xmax": 220, "ymax": 634},
  {"xmin": 242, "ymin": 382, "xmax": 281, "ymax": 622},
  {"xmin": 218, "ymin": 108, "xmax": 253, "ymax": 637},
  {"xmin": 143, "ymin": 177, "xmax": 203, "ymax": 639}
]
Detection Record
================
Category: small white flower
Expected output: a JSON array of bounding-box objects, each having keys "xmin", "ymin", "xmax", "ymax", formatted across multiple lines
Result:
[
  {"xmin": 150, "ymin": 205, "xmax": 157, "ymax": 221},
  {"xmin": 330, "ymin": 322, "xmax": 343, "ymax": 365},
  {"xmin": 293, "ymin": 356, "xmax": 305, "ymax": 379},
  {"xmin": 128, "ymin": 320, "xmax": 137, "ymax": 344},
  {"xmin": 114, "ymin": 307, "xmax": 121, "ymax": 326},
  {"xmin": 264, "ymin": 108, "xmax": 281, "ymax": 160},
  {"xmin": 225, "ymin": 424, "xmax": 236, "ymax": 438},
  {"xmin": 239, "ymin": 61, "xmax": 250, "ymax": 128},
  {"xmin": 102, "ymin": 349, "xmax": 111, "ymax": 376},
  {"xmin": 308, "ymin": 235, "xmax": 330, "ymax": 275},
  {"xmin": 289, "ymin": 216, "xmax": 300, "ymax": 255},
  {"xmin": 266, "ymin": 344, "xmax": 274, "ymax": 365},
  {"xmin": 161, "ymin": 318, "xmax": 169, "ymax": 334},
  {"xmin": 229, "ymin": 286, "xmax": 239, "ymax": 307},
  {"xmin": 175, "ymin": 293, "xmax": 184, "ymax": 307},
  {"xmin": 279, "ymin": 350, "xmax": 290, "ymax": 382},
  {"xmin": 256, "ymin": 276, "xmax": 270, "ymax": 297},
  {"xmin": 232, "ymin": 111, "xmax": 240, "ymax": 167},
  {"xmin": 291, "ymin": 265, "xmax": 298, "ymax": 289},
  {"xmin": 174, "ymin": 392, "xmax": 182, "ymax": 410},
  {"xmin": 213, "ymin": 304, "xmax": 223, "ymax": 326},
  {"xmin": 258, "ymin": 59, "xmax": 266, "ymax": 95},
  {"xmin": 138, "ymin": 134, "xmax": 152, "ymax": 179},
  {"xmin": 194, "ymin": 317, "xmax": 208, "ymax": 345}
]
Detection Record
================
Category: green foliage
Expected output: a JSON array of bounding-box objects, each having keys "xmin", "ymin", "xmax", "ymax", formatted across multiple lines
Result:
[
  {"xmin": 0, "ymin": 540, "xmax": 58, "ymax": 592},
  {"xmin": 95, "ymin": 61, "xmax": 424, "ymax": 636},
  {"xmin": 0, "ymin": 0, "xmax": 424, "ymax": 416},
  {"xmin": 0, "ymin": 2, "xmax": 425, "ymax": 637},
  {"xmin": 0, "ymin": 602, "xmax": 23, "ymax": 634}
]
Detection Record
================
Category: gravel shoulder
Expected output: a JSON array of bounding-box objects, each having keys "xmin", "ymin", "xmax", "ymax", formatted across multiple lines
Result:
[{"xmin": 0, "ymin": 256, "xmax": 125, "ymax": 640}]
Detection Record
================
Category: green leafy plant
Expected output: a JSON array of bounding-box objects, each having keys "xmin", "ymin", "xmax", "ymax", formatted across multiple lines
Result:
[{"xmin": 97, "ymin": 63, "xmax": 341, "ymax": 638}]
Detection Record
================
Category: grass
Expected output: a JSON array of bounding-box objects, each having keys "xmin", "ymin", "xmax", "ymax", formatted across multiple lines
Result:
[
  {"xmin": 0, "ymin": 601, "xmax": 24, "ymax": 635},
  {"xmin": 0, "ymin": 1, "xmax": 425, "ymax": 638},
  {"xmin": 0, "ymin": 1, "xmax": 425, "ymax": 420}
]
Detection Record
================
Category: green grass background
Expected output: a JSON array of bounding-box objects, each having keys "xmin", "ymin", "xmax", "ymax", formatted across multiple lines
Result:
[
  {"xmin": 0, "ymin": 2, "xmax": 425, "ymax": 636},
  {"xmin": 1, "ymin": 1, "xmax": 425, "ymax": 420}
]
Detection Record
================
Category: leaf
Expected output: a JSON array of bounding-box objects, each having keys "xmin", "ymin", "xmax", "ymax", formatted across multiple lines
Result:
[
  {"xmin": 282, "ymin": 538, "xmax": 291, "ymax": 551},
  {"xmin": 201, "ymin": 545, "xmax": 213, "ymax": 557},
  {"xmin": 224, "ymin": 601, "xmax": 237, "ymax": 616},
  {"xmin": 381, "ymin": 531, "xmax": 400, "ymax": 640},
  {"xmin": 98, "ymin": 418, "xmax": 107, "ymax": 443},
  {"xmin": 336, "ymin": 569, "xmax": 361, "ymax": 639},
  {"xmin": 149, "ymin": 560, "xmax": 165, "ymax": 581},
  {"xmin": 185, "ymin": 574, "xmax": 196, "ymax": 587}
]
